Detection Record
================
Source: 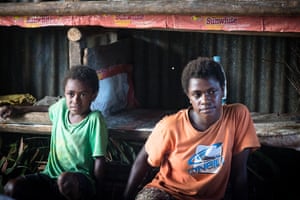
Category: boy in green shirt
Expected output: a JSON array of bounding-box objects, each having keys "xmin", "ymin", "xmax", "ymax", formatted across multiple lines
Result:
[{"xmin": 1, "ymin": 65, "xmax": 108, "ymax": 200}]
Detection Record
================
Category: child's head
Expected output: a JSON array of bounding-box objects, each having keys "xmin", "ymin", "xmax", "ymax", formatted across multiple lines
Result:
[
  {"xmin": 63, "ymin": 65, "xmax": 99, "ymax": 117},
  {"xmin": 181, "ymin": 57, "xmax": 226, "ymax": 95},
  {"xmin": 63, "ymin": 65, "xmax": 99, "ymax": 94}
]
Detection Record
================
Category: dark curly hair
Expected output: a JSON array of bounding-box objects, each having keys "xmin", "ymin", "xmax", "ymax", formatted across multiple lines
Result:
[
  {"xmin": 63, "ymin": 65, "xmax": 99, "ymax": 93},
  {"xmin": 181, "ymin": 57, "xmax": 226, "ymax": 95}
]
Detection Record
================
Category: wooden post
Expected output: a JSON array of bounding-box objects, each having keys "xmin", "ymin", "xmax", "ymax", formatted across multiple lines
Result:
[
  {"xmin": 67, "ymin": 27, "xmax": 82, "ymax": 42},
  {"xmin": 69, "ymin": 41, "xmax": 81, "ymax": 68},
  {"xmin": 67, "ymin": 27, "xmax": 118, "ymax": 68},
  {"xmin": 68, "ymin": 27, "xmax": 83, "ymax": 68}
]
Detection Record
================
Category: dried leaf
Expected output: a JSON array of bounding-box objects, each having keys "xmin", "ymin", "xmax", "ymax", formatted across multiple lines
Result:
[
  {"xmin": 30, "ymin": 148, "xmax": 40, "ymax": 164},
  {"xmin": 1, "ymin": 158, "xmax": 8, "ymax": 173},
  {"xmin": 18, "ymin": 137, "xmax": 24, "ymax": 157}
]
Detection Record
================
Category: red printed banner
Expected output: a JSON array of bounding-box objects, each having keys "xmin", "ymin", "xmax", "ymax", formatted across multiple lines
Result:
[
  {"xmin": 1, "ymin": 15, "xmax": 300, "ymax": 33},
  {"xmin": 72, "ymin": 15, "xmax": 167, "ymax": 28},
  {"xmin": 0, "ymin": 16, "xmax": 73, "ymax": 27},
  {"xmin": 263, "ymin": 16, "xmax": 300, "ymax": 32},
  {"xmin": 0, "ymin": 15, "xmax": 167, "ymax": 29},
  {"xmin": 167, "ymin": 15, "xmax": 263, "ymax": 32}
]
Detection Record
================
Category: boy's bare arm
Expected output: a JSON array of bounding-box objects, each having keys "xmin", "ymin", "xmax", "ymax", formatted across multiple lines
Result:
[{"xmin": 94, "ymin": 156, "xmax": 106, "ymax": 199}]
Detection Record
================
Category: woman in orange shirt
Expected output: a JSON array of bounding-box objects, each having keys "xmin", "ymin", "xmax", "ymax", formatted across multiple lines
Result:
[{"xmin": 123, "ymin": 57, "xmax": 260, "ymax": 200}]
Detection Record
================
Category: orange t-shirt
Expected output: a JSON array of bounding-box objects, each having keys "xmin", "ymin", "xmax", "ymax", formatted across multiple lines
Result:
[{"xmin": 145, "ymin": 103, "xmax": 261, "ymax": 200}]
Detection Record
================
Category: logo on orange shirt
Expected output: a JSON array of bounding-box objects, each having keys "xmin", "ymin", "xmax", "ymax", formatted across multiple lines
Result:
[{"xmin": 187, "ymin": 142, "xmax": 224, "ymax": 174}]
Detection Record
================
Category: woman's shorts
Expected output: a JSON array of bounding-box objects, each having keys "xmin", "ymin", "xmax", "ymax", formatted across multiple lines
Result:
[{"xmin": 135, "ymin": 187, "xmax": 176, "ymax": 200}]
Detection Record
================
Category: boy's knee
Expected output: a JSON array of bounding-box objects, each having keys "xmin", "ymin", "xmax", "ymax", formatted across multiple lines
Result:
[
  {"xmin": 4, "ymin": 179, "xmax": 16, "ymax": 196},
  {"xmin": 4, "ymin": 177, "xmax": 25, "ymax": 197},
  {"xmin": 57, "ymin": 172, "xmax": 78, "ymax": 189},
  {"xmin": 57, "ymin": 172, "xmax": 71, "ymax": 185},
  {"xmin": 57, "ymin": 172, "xmax": 80, "ymax": 200},
  {"xmin": 57, "ymin": 172, "xmax": 94, "ymax": 200}
]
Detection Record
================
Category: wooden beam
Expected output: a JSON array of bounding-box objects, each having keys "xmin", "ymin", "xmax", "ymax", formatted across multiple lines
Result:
[
  {"xmin": 1, "ymin": 111, "xmax": 299, "ymax": 150},
  {"xmin": 0, "ymin": 112, "xmax": 51, "ymax": 125},
  {"xmin": 0, "ymin": 123, "xmax": 51, "ymax": 135},
  {"xmin": 0, "ymin": 0, "xmax": 299, "ymax": 16}
]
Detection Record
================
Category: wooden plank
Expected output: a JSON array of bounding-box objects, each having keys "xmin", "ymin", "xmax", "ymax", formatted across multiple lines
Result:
[
  {"xmin": 0, "ymin": 110, "xmax": 299, "ymax": 150},
  {"xmin": 0, "ymin": 1, "xmax": 299, "ymax": 16},
  {"xmin": 0, "ymin": 123, "xmax": 151, "ymax": 141},
  {"xmin": 0, "ymin": 112, "xmax": 51, "ymax": 125},
  {"xmin": 108, "ymin": 129, "xmax": 150, "ymax": 142},
  {"xmin": 0, "ymin": 123, "xmax": 51, "ymax": 135}
]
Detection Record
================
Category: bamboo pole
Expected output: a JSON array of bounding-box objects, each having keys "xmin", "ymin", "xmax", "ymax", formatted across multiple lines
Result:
[{"xmin": 0, "ymin": 0, "xmax": 299, "ymax": 16}]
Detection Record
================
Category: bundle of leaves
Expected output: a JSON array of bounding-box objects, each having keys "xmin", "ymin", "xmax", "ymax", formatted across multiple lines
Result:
[
  {"xmin": 106, "ymin": 137, "xmax": 142, "ymax": 166},
  {"xmin": 0, "ymin": 133, "xmax": 142, "ymax": 193},
  {"xmin": 0, "ymin": 134, "xmax": 50, "ymax": 192}
]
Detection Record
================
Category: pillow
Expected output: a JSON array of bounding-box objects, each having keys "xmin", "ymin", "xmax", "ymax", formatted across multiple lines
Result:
[
  {"xmin": 84, "ymin": 38, "xmax": 137, "ymax": 116},
  {"xmin": 90, "ymin": 64, "xmax": 137, "ymax": 116}
]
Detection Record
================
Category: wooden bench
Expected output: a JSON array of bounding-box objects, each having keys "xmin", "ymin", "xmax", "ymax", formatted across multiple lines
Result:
[{"xmin": 0, "ymin": 109, "xmax": 299, "ymax": 150}]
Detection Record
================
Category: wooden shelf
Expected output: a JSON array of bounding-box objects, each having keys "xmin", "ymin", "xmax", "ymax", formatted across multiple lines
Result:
[{"xmin": 0, "ymin": 110, "xmax": 300, "ymax": 150}]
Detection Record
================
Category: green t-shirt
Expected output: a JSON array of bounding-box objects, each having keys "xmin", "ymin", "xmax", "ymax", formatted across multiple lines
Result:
[{"xmin": 42, "ymin": 98, "xmax": 108, "ymax": 181}]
